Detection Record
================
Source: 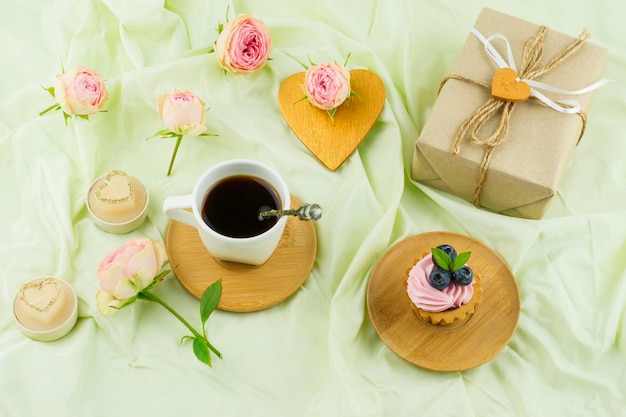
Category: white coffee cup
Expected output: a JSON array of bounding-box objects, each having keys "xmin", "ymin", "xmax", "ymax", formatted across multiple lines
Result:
[{"xmin": 163, "ymin": 159, "xmax": 290, "ymax": 265}]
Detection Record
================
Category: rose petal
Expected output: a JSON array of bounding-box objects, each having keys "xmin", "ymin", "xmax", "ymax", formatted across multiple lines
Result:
[
  {"xmin": 304, "ymin": 63, "xmax": 351, "ymax": 110},
  {"xmin": 158, "ymin": 91, "xmax": 207, "ymax": 136},
  {"xmin": 96, "ymin": 290, "xmax": 123, "ymax": 316},
  {"xmin": 215, "ymin": 15, "xmax": 272, "ymax": 73},
  {"xmin": 53, "ymin": 65, "xmax": 107, "ymax": 116}
]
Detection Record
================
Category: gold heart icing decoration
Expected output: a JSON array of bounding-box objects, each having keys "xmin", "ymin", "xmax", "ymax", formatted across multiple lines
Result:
[
  {"xmin": 95, "ymin": 170, "xmax": 135, "ymax": 203},
  {"xmin": 491, "ymin": 67, "xmax": 531, "ymax": 102},
  {"xmin": 19, "ymin": 277, "xmax": 61, "ymax": 313},
  {"xmin": 278, "ymin": 69, "xmax": 385, "ymax": 171}
]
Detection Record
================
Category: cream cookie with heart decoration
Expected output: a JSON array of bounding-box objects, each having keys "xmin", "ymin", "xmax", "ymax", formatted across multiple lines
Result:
[
  {"xmin": 14, "ymin": 276, "xmax": 78, "ymax": 341},
  {"xmin": 18, "ymin": 277, "xmax": 64, "ymax": 323},
  {"xmin": 87, "ymin": 170, "xmax": 149, "ymax": 233},
  {"xmin": 94, "ymin": 170, "xmax": 136, "ymax": 216},
  {"xmin": 278, "ymin": 69, "xmax": 385, "ymax": 171},
  {"xmin": 13, "ymin": 277, "xmax": 78, "ymax": 335}
]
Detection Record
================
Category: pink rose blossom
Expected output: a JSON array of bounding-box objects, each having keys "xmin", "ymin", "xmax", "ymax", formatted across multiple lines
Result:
[
  {"xmin": 157, "ymin": 90, "xmax": 209, "ymax": 136},
  {"xmin": 215, "ymin": 14, "xmax": 272, "ymax": 74},
  {"xmin": 96, "ymin": 238, "xmax": 166, "ymax": 316},
  {"xmin": 95, "ymin": 238, "xmax": 223, "ymax": 366},
  {"xmin": 53, "ymin": 65, "xmax": 108, "ymax": 116},
  {"xmin": 304, "ymin": 62, "xmax": 351, "ymax": 111}
]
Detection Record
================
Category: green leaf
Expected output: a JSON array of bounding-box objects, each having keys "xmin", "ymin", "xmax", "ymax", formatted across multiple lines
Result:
[
  {"xmin": 200, "ymin": 279, "xmax": 222, "ymax": 325},
  {"xmin": 146, "ymin": 128, "xmax": 171, "ymax": 140},
  {"xmin": 306, "ymin": 53, "xmax": 315, "ymax": 67},
  {"xmin": 294, "ymin": 95, "xmax": 308, "ymax": 105},
  {"xmin": 350, "ymin": 89, "xmax": 363, "ymax": 103},
  {"xmin": 180, "ymin": 335, "xmax": 194, "ymax": 345},
  {"xmin": 136, "ymin": 292, "xmax": 151, "ymax": 301},
  {"xmin": 343, "ymin": 52, "xmax": 352, "ymax": 67},
  {"xmin": 193, "ymin": 338, "xmax": 212, "ymax": 367},
  {"xmin": 142, "ymin": 270, "xmax": 170, "ymax": 292},
  {"xmin": 38, "ymin": 103, "xmax": 61, "ymax": 116},
  {"xmin": 431, "ymin": 247, "xmax": 453, "ymax": 271},
  {"xmin": 327, "ymin": 108, "xmax": 337, "ymax": 123},
  {"xmin": 116, "ymin": 295, "xmax": 138, "ymax": 309},
  {"xmin": 41, "ymin": 85, "xmax": 56, "ymax": 98},
  {"xmin": 451, "ymin": 251, "xmax": 471, "ymax": 272}
]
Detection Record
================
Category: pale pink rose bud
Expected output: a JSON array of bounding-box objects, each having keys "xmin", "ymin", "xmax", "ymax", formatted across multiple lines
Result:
[
  {"xmin": 53, "ymin": 65, "xmax": 108, "ymax": 116},
  {"xmin": 215, "ymin": 14, "xmax": 272, "ymax": 74},
  {"xmin": 96, "ymin": 238, "xmax": 166, "ymax": 315},
  {"xmin": 157, "ymin": 90, "xmax": 209, "ymax": 136},
  {"xmin": 304, "ymin": 63, "xmax": 351, "ymax": 110}
]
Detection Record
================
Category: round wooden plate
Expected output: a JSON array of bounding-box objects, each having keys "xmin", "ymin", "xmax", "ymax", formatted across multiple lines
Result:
[
  {"xmin": 165, "ymin": 195, "xmax": 317, "ymax": 312},
  {"xmin": 367, "ymin": 231, "xmax": 520, "ymax": 371}
]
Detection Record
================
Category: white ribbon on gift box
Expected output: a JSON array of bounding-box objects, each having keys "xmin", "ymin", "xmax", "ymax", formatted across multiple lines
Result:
[{"xmin": 469, "ymin": 27, "xmax": 612, "ymax": 114}]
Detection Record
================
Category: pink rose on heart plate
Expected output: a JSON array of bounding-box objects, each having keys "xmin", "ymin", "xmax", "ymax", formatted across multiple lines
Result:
[
  {"xmin": 40, "ymin": 65, "xmax": 108, "ymax": 124},
  {"xmin": 147, "ymin": 90, "xmax": 217, "ymax": 176},
  {"xmin": 214, "ymin": 13, "xmax": 272, "ymax": 74},
  {"xmin": 96, "ymin": 238, "xmax": 223, "ymax": 367},
  {"xmin": 300, "ymin": 55, "xmax": 360, "ymax": 122}
]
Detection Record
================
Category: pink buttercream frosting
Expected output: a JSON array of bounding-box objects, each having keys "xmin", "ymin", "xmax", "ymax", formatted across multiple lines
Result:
[{"xmin": 407, "ymin": 254, "xmax": 474, "ymax": 312}]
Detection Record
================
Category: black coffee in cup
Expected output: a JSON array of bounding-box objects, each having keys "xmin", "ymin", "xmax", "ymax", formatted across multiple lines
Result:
[{"xmin": 201, "ymin": 175, "xmax": 281, "ymax": 238}]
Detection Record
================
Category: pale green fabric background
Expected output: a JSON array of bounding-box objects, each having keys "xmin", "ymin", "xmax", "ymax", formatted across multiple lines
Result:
[{"xmin": 1, "ymin": 0, "xmax": 626, "ymax": 416}]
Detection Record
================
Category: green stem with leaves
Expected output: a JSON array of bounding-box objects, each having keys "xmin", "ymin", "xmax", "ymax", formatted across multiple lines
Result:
[{"xmin": 139, "ymin": 289, "xmax": 222, "ymax": 359}]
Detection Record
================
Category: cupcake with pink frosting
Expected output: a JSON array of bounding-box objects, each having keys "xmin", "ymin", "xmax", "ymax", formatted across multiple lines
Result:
[{"xmin": 406, "ymin": 244, "xmax": 482, "ymax": 325}]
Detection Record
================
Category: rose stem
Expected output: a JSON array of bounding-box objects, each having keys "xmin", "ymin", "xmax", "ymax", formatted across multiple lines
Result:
[
  {"xmin": 166, "ymin": 136, "xmax": 183, "ymax": 176},
  {"xmin": 139, "ymin": 289, "xmax": 222, "ymax": 358}
]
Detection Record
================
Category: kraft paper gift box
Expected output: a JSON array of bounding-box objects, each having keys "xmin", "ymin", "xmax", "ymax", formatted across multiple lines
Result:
[{"xmin": 411, "ymin": 8, "xmax": 608, "ymax": 219}]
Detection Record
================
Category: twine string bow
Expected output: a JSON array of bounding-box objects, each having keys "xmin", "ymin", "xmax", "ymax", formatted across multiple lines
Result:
[{"xmin": 442, "ymin": 26, "xmax": 595, "ymax": 206}]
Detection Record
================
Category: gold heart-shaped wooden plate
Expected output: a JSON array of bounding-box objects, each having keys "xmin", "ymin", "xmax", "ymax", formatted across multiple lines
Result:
[
  {"xmin": 278, "ymin": 69, "xmax": 385, "ymax": 171},
  {"xmin": 491, "ymin": 67, "xmax": 530, "ymax": 102}
]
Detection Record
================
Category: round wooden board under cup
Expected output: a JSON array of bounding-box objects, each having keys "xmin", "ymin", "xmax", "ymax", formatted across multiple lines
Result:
[
  {"xmin": 166, "ymin": 195, "xmax": 317, "ymax": 312},
  {"xmin": 367, "ymin": 231, "xmax": 520, "ymax": 371}
]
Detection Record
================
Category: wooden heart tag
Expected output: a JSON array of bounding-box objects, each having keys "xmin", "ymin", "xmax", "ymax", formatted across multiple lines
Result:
[
  {"xmin": 278, "ymin": 69, "xmax": 385, "ymax": 171},
  {"xmin": 491, "ymin": 67, "xmax": 530, "ymax": 102}
]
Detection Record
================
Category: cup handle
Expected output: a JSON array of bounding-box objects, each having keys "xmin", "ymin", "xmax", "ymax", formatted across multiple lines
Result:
[{"xmin": 163, "ymin": 194, "xmax": 197, "ymax": 228}]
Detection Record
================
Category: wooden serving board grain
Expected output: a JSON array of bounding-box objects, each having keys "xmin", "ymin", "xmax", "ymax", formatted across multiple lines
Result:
[
  {"xmin": 367, "ymin": 231, "xmax": 520, "ymax": 371},
  {"xmin": 166, "ymin": 195, "xmax": 317, "ymax": 312}
]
